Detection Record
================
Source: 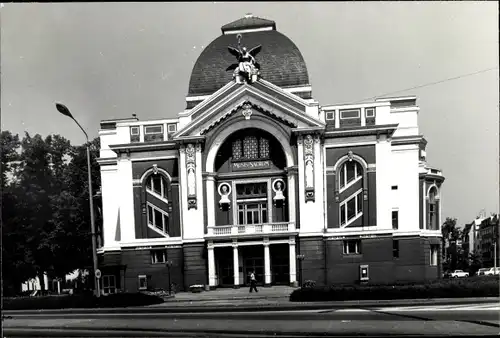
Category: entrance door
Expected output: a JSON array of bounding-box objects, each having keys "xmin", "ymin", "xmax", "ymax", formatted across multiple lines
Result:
[
  {"xmin": 218, "ymin": 258, "xmax": 234, "ymax": 286},
  {"xmin": 244, "ymin": 257, "xmax": 264, "ymax": 285}
]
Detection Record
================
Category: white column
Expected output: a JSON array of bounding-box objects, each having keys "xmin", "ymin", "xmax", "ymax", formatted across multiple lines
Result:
[
  {"xmin": 208, "ymin": 243, "xmax": 216, "ymax": 287},
  {"xmin": 289, "ymin": 238, "xmax": 297, "ymax": 285},
  {"xmin": 233, "ymin": 243, "xmax": 240, "ymax": 287},
  {"xmin": 287, "ymin": 174, "xmax": 296, "ymax": 223},
  {"xmin": 57, "ymin": 280, "xmax": 61, "ymax": 294},
  {"xmin": 264, "ymin": 243, "xmax": 271, "ymax": 285}
]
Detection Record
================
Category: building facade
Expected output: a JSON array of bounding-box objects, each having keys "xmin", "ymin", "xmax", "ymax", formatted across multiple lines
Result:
[{"xmin": 97, "ymin": 15, "xmax": 445, "ymax": 293}]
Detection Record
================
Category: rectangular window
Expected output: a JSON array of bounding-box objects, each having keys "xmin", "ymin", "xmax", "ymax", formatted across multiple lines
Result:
[
  {"xmin": 356, "ymin": 196, "xmax": 363, "ymax": 213},
  {"xmin": 343, "ymin": 239, "xmax": 361, "ymax": 255},
  {"xmin": 167, "ymin": 124, "xmax": 177, "ymax": 132},
  {"xmin": 392, "ymin": 211, "xmax": 399, "ymax": 230},
  {"xmin": 393, "ymin": 240, "xmax": 399, "ymax": 258},
  {"xmin": 138, "ymin": 275, "xmax": 148, "ymax": 290},
  {"xmin": 130, "ymin": 126, "xmax": 140, "ymax": 135},
  {"xmin": 151, "ymin": 249, "xmax": 166, "ymax": 264},
  {"xmin": 144, "ymin": 125, "xmax": 163, "ymax": 135},
  {"xmin": 365, "ymin": 108, "xmax": 375, "ymax": 118},
  {"xmin": 340, "ymin": 109, "xmax": 360, "ymax": 119},
  {"xmin": 347, "ymin": 198, "xmax": 356, "ymax": 220},
  {"xmin": 326, "ymin": 111, "xmax": 335, "ymax": 120},
  {"xmin": 391, "ymin": 185, "xmax": 398, "ymax": 190},
  {"xmin": 237, "ymin": 202, "xmax": 267, "ymax": 225},
  {"xmin": 339, "ymin": 190, "xmax": 363, "ymax": 226},
  {"xmin": 102, "ymin": 275, "xmax": 116, "ymax": 295},
  {"xmin": 430, "ymin": 245, "xmax": 439, "ymax": 266},
  {"xmin": 147, "ymin": 203, "xmax": 169, "ymax": 234}
]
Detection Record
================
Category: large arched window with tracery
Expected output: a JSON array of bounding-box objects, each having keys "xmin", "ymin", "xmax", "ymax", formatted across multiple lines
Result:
[
  {"xmin": 145, "ymin": 174, "xmax": 170, "ymax": 235},
  {"xmin": 337, "ymin": 159, "xmax": 365, "ymax": 227}
]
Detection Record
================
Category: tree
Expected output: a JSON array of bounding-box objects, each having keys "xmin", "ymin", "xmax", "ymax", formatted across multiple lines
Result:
[
  {"xmin": 469, "ymin": 250, "xmax": 483, "ymax": 275},
  {"xmin": 2, "ymin": 130, "xmax": 102, "ymax": 295},
  {"xmin": 441, "ymin": 217, "xmax": 461, "ymax": 271}
]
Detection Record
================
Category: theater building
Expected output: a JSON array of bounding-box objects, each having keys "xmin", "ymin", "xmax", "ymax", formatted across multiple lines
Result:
[{"xmin": 96, "ymin": 15, "xmax": 445, "ymax": 293}]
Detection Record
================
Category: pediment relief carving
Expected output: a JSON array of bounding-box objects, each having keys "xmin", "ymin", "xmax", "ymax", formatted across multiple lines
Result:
[{"xmin": 199, "ymin": 99, "xmax": 300, "ymax": 136}]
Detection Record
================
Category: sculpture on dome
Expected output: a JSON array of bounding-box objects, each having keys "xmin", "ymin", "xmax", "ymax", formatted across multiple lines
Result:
[{"xmin": 227, "ymin": 34, "xmax": 262, "ymax": 84}]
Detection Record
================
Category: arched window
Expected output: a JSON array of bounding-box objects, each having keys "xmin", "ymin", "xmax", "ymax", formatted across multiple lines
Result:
[
  {"xmin": 339, "ymin": 161, "xmax": 363, "ymax": 190},
  {"xmin": 428, "ymin": 188, "xmax": 439, "ymax": 230},
  {"xmin": 144, "ymin": 173, "xmax": 170, "ymax": 236},
  {"xmin": 232, "ymin": 135, "xmax": 271, "ymax": 160},
  {"xmin": 146, "ymin": 175, "xmax": 169, "ymax": 201}
]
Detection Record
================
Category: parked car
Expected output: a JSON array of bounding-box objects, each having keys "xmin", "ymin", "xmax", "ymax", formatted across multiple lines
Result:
[
  {"xmin": 484, "ymin": 267, "xmax": 500, "ymax": 276},
  {"xmin": 477, "ymin": 268, "xmax": 490, "ymax": 276},
  {"xmin": 450, "ymin": 270, "xmax": 469, "ymax": 278}
]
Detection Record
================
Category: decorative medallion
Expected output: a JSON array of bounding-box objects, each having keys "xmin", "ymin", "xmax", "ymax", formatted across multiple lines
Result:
[
  {"xmin": 218, "ymin": 182, "xmax": 231, "ymax": 210},
  {"xmin": 241, "ymin": 102, "xmax": 253, "ymax": 120},
  {"xmin": 272, "ymin": 179, "xmax": 286, "ymax": 206},
  {"xmin": 347, "ymin": 151, "xmax": 353, "ymax": 162}
]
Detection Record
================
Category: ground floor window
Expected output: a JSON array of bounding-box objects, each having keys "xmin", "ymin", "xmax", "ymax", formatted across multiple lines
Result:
[
  {"xmin": 151, "ymin": 249, "xmax": 166, "ymax": 264},
  {"xmin": 138, "ymin": 275, "xmax": 148, "ymax": 290},
  {"xmin": 430, "ymin": 244, "xmax": 439, "ymax": 266},
  {"xmin": 393, "ymin": 240, "xmax": 399, "ymax": 258},
  {"xmin": 343, "ymin": 239, "xmax": 361, "ymax": 255},
  {"xmin": 102, "ymin": 275, "xmax": 116, "ymax": 295}
]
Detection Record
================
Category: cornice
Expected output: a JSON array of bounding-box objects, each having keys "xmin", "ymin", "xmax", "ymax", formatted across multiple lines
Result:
[
  {"xmin": 324, "ymin": 124, "xmax": 398, "ymax": 138},
  {"xmin": 110, "ymin": 141, "xmax": 177, "ymax": 154}
]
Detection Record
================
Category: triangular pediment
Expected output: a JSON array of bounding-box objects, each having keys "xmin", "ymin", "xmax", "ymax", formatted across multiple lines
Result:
[{"xmin": 174, "ymin": 80, "xmax": 324, "ymax": 138}]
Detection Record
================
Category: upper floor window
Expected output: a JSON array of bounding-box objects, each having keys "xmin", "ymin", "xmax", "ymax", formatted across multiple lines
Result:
[
  {"xmin": 339, "ymin": 161, "xmax": 363, "ymax": 190},
  {"xmin": 428, "ymin": 188, "xmax": 438, "ymax": 230},
  {"xmin": 365, "ymin": 108, "xmax": 375, "ymax": 118},
  {"xmin": 146, "ymin": 175, "xmax": 168, "ymax": 201},
  {"xmin": 340, "ymin": 189, "xmax": 363, "ymax": 226},
  {"xmin": 144, "ymin": 124, "xmax": 164, "ymax": 142},
  {"xmin": 340, "ymin": 109, "xmax": 360, "ymax": 119},
  {"xmin": 232, "ymin": 136, "xmax": 270, "ymax": 160},
  {"xmin": 147, "ymin": 202, "xmax": 169, "ymax": 234},
  {"xmin": 326, "ymin": 111, "xmax": 335, "ymax": 120}
]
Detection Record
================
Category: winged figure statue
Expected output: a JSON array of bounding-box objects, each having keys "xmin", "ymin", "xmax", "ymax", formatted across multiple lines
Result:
[{"xmin": 227, "ymin": 34, "xmax": 262, "ymax": 84}]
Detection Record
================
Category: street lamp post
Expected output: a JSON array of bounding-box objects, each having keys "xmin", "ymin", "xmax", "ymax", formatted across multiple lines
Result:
[
  {"xmin": 296, "ymin": 254, "xmax": 305, "ymax": 287},
  {"xmin": 166, "ymin": 260, "xmax": 173, "ymax": 295},
  {"xmin": 56, "ymin": 103, "xmax": 100, "ymax": 298}
]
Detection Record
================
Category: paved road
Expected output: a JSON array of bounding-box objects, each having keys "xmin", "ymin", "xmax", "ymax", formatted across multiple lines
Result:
[{"xmin": 3, "ymin": 302, "xmax": 499, "ymax": 337}]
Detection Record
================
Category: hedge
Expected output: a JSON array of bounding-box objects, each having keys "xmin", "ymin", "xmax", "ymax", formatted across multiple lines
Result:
[
  {"xmin": 3, "ymin": 292, "xmax": 164, "ymax": 310},
  {"xmin": 290, "ymin": 276, "xmax": 500, "ymax": 302}
]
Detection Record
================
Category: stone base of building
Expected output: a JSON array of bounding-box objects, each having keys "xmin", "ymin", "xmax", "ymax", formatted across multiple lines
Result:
[{"xmin": 97, "ymin": 235, "xmax": 441, "ymax": 294}]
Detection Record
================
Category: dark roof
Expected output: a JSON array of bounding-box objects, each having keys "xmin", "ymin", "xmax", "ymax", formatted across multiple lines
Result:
[
  {"xmin": 188, "ymin": 30, "xmax": 309, "ymax": 96},
  {"xmin": 221, "ymin": 15, "xmax": 276, "ymax": 33}
]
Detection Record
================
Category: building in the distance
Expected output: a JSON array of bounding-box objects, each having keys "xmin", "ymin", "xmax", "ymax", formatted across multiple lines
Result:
[{"xmin": 96, "ymin": 15, "xmax": 445, "ymax": 293}]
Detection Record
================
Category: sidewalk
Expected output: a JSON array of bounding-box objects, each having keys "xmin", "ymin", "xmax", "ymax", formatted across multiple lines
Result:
[{"xmin": 165, "ymin": 285, "xmax": 294, "ymax": 303}]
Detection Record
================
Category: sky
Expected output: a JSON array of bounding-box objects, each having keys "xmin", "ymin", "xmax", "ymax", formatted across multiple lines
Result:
[{"xmin": 1, "ymin": 2, "xmax": 498, "ymax": 225}]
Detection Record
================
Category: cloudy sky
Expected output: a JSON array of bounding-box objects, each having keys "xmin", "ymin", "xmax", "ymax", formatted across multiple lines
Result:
[{"xmin": 1, "ymin": 2, "xmax": 498, "ymax": 225}]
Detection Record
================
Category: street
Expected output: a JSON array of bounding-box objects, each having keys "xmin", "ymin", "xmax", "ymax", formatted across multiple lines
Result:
[{"xmin": 3, "ymin": 302, "xmax": 499, "ymax": 337}]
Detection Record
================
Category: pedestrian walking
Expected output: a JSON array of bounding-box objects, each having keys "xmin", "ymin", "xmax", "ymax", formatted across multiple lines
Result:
[{"xmin": 249, "ymin": 270, "xmax": 258, "ymax": 293}]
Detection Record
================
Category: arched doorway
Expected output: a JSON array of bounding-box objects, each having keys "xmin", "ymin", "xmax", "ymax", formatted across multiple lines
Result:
[{"xmin": 210, "ymin": 127, "xmax": 293, "ymax": 287}]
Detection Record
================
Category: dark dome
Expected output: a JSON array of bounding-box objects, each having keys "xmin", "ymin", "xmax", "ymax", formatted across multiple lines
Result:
[{"xmin": 187, "ymin": 17, "xmax": 310, "ymax": 97}]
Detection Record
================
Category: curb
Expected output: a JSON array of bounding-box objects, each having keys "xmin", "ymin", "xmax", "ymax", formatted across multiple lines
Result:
[{"xmin": 4, "ymin": 297, "xmax": 499, "ymax": 316}]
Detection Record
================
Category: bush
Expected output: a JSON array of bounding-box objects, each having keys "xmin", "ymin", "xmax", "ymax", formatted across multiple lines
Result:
[
  {"xmin": 3, "ymin": 292, "xmax": 164, "ymax": 310},
  {"xmin": 303, "ymin": 280, "xmax": 317, "ymax": 288},
  {"xmin": 289, "ymin": 275, "xmax": 500, "ymax": 302}
]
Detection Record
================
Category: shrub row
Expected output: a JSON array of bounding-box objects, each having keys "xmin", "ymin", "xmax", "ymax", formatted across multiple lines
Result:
[
  {"xmin": 290, "ymin": 276, "xmax": 500, "ymax": 302},
  {"xmin": 3, "ymin": 292, "xmax": 164, "ymax": 310}
]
